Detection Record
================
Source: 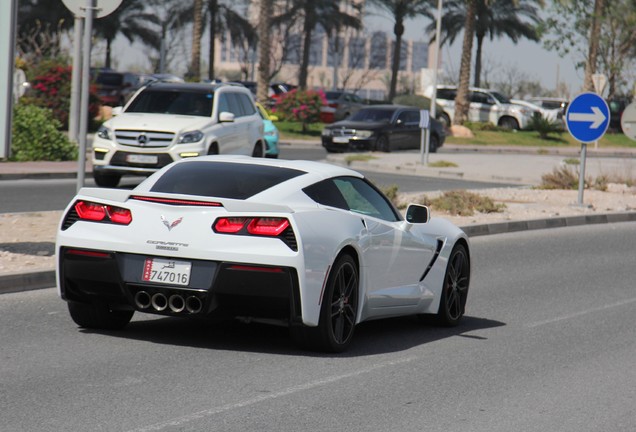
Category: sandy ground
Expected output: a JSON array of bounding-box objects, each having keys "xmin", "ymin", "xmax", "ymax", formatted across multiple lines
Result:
[{"xmin": 1, "ymin": 184, "xmax": 636, "ymax": 276}]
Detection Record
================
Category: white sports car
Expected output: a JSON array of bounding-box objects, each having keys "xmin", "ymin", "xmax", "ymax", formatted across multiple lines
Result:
[{"xmin": 56, "ymin": 156, "xmax": 471, "ymax": 352}]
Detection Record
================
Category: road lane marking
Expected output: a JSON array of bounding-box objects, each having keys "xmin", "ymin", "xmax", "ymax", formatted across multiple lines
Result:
[
  {"xmin": 527, "ymin": 297, "xmax": 636, "ymax": 329},
  {"xmin": 126, "ymin": 355, "xmax": 418, "ymax": 432}
]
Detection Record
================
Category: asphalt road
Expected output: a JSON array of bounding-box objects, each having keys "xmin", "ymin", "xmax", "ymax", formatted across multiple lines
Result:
[
  {"xmin": 0, "ymin": 147, "xmax": 514, "ymax": 214},
  {"xmin": 2, "ymin": 223, "xmax": 635, "ymax": 431}
]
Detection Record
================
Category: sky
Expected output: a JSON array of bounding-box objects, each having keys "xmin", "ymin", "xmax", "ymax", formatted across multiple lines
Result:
[
  {"xmin": 364, "ymin": 9, "xmax": 585, "ymax": 97},
  {"xmin": 107, "ymin": 2, "xmax": 586, "ymax": 98}
]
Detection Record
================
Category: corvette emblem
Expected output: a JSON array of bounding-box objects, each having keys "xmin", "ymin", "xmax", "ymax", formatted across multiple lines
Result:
[{"xmin": 161, "ymin": 216, "xmax": 183, "ymax": 231}]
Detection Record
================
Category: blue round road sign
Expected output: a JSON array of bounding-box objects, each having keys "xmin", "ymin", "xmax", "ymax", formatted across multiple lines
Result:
[{"xmin": 565, "ymin": 92, "xmax": 610, "ymax": 143}]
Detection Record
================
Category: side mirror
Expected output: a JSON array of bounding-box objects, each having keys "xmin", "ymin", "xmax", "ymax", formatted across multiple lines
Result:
[
  {"xmin": 112, "ymin": 106, "xmax": 123, "ymax": 116},
  {"xmin": 219, "ymin": 111, "xmax": 235, "ymax": 123},
  {"xmin": 405, "ymin": 203, "xmax": 430, "ymax": 224}
]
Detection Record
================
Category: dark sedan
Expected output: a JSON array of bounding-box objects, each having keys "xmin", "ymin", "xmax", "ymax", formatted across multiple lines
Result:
[{"xmin": 321, "ymin": 105, "xmax": 445, "ymax": 153}]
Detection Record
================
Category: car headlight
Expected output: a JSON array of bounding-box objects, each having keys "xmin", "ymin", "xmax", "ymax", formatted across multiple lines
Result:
[
  {"xmin": 355, "ymin": 130, "xmax": 373, "ymax": 139},
  {"xmin": 265, "ymin": 130, "xmax": 278, "ymax": 137},
  {"xmin": 96, "ymin": 125, "xmax": 112, "ymax": 140},
  {"xmin": 178, "ymin": 130, "xmax": 204, "ymax": 144},
  {"xmin": 321, "ymin": 128, "xmax": 332, "ymax": 137}
]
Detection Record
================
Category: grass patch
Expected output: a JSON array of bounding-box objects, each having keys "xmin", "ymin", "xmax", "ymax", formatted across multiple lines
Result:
[
  {"xmin": 563, "ymin": 158, "xmax": 580, "ymax": 165},
  {"xmin": 276, "ymin": 121, "xmax": 325, "ymax": 139},
  {"xmin": 537, "ymin": 165, "xmax": 636, "ymax": 191},
  {"xmin": 446, "ymin": 129, "xmax": 636, "ymax": 148},
  {"xmin": 428, "ymin": 160, "xmax": 458, "ymax": 168},
  {"xmin": 419, "ymin": 190, "xmax": 506, "ymax": 216},
  {"xmin": 345, "ymin": 154, "xmax": 377, "ymax": 165}
]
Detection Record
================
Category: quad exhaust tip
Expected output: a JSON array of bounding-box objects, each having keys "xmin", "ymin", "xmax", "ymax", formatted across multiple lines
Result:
[{"xmin": 135, "ymin": 291, "xmax": 203, "ymax": 314}]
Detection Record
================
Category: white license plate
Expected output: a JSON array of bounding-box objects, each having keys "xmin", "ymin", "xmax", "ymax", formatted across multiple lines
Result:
[
  {"xmin": 127, "ymin": 154, "xmax": 158, "ymax": 164},
  {"xmin": 142, "ymin": 258, "xmax": 191, "ymax": 286},
  {"xmin": 332, "ymin": 137, "xmax": 349, "ymax": 144}
]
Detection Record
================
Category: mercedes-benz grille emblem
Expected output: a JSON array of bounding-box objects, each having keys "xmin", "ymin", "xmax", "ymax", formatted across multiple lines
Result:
[{"xmin": 137, "ymin": 133, "xmax": 148, "ymax": 146}]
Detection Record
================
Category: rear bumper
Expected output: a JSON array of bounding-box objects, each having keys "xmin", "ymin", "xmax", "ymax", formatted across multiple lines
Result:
[{"xmin": 58, "ymin": 247, "xmax": 303, "ymax": 323}]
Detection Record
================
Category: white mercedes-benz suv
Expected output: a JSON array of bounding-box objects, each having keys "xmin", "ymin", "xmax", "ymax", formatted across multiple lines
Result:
[
  {"xmin": 92, "ymin": 82, "xmax": 264, "ymax": 187},
  {"xmin": 425, "ymin": 85, "xmax": 535, "ymax": 130}
]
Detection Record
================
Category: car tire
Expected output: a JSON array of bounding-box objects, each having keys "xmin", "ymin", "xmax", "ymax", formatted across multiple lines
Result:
[
  {"xmin": 207, "ymin": 143, "xmax": 219, "ymax": 155},
  {"xmin": 252, "ymin": 141, "xmax": 264, "ymax": 158},
  {"xmin": 291, "ymin": 254, "xmax": 359, "ymax": 353},
  {"xmin": 440, "ymin": 113, "xmax": 451, "ymax": 129},
  {"xmin": 376, "ymin": 135, "xmax": 390, "ymax": 153},
  {"xmin": 429, "ymin": 134, "xmax": 439, "ymax": 153},
  {"xmin": 434, "ymin": 243, "xmax": 470, "ymax": 326},
  {"xmin": 67, "ymin": 301, "xmax": 134, "ymax": 330},
  {"xmin": 499, "ymin": 117, "xmax": 519, "ymax": 130},
  {"xmin": 93, "ymin": 172, "xmax": 121, "ymax": 188}
]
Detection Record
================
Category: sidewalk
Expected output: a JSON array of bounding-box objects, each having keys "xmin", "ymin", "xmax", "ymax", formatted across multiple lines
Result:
[{"xmin": 1, "ymin": 142, "xmax": 636, "ymax": 294}]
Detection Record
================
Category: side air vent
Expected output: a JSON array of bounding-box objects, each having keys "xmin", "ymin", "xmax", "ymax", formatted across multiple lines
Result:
[{"xmin": 420, "ymin": 239, "xmax": 444, "ymax": 282}]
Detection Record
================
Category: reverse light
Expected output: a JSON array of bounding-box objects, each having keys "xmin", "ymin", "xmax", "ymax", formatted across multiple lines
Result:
[{"xmin": 74, "ymin": 200, "xmax": 132, "ymax": 225}]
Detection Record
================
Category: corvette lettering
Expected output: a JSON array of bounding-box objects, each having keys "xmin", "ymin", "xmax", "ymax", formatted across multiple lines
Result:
[{"xmin": 146, "ymin": 240, "xmax": 189, "ymax": 250}]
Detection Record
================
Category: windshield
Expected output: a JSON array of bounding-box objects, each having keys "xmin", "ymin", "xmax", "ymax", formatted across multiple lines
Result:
[
  {"xmin": 491, "ymin": 91, "xmax": 511, "ymax": 104},
  {"xmin": 348, "ymin": 108, "xmax": 394, "ymax": 123},
  {"xmin": 126, "ymin": 89, "xmax": 214, "ymax": 117}
]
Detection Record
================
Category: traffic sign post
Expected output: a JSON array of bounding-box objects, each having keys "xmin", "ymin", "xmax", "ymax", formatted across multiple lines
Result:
[
  {"xmin": 621, "ymin": 102, "xmax": 636, "ymax": 141},
  {"xmin": 419, "ymin": 109, "xmax": 431, "ymax": 165},
  {"xmin": 565, "ymin": 92, "xmax": 610, "ymax": 206}
]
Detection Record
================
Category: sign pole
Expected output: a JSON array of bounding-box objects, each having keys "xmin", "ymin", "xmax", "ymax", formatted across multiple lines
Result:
[
  {"xmin": 77, "ymin": 0, "xmax": 96, "ymax": 192},
  {"xmin": 577, "ymin": 142, "xmax": 587, "ymax": 206},
  {"xmin": 69, "ymin": 15, "xmax": 83, "ymax": 143}
]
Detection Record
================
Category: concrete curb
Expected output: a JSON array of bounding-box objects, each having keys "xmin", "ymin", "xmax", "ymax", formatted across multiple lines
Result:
[{"xmin": 2, "ymin": 211, "xmax": 636, "ymax": 295}]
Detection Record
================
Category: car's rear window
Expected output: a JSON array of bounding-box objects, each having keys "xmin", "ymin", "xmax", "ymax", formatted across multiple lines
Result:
[{"xmin": 150, "ymin": 161, "xmax": 305, "ymax": 199}]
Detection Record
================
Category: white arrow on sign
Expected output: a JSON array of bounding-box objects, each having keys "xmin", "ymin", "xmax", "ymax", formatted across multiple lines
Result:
[{"xmin": 567, "ymin": 106, "xmax": 606, "ymax": 129}]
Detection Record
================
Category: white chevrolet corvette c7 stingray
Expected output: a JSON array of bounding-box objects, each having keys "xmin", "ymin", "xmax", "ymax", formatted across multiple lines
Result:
[{"xmin": 56, "ymin": 156, "xmax": 471, "ymax": 352}]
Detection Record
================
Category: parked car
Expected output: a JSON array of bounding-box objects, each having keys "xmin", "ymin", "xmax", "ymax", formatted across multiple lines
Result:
[
  {"xmin": 511, "ymin": 99, "xmax": 561, "ymax": 124},
  {"xmin": 320, "ymin": 91, "xmax": 367, "ymax": 123},
  {"xmin": 56, "ymin": 156, "xmax": 471, "ymax": 352},
  {"xmin": 425, "ymin": 85, "xmax": 534, "ymax": 130},
  {"xmin": 93, "ymin": 70, "xmax": 141, "ymax": 106},
  {"xmin": 526, "ymin": 97, "xmax": 568, "ymax": 111},
  {"xmin": 321, "ymin": 105, "xmax": 445, "ymax": 153},
  {"xmin": 256, "ymin": 102, "xmax": 280, "ymax": 158},
  {"xmin": 92, "ymin": 82, "xmax": 265, "ymax": 187}
]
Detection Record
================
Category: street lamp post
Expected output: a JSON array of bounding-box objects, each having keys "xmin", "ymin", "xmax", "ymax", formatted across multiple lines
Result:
[{"xmin": 423, "ymin": 0, "xmax": 443, "ymax": 165}]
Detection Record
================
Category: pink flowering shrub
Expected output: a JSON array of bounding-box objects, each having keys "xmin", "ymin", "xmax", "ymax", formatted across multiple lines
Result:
[{"xmin": 274, "ymin": 89, "xmax": 326, "ymax": 132}]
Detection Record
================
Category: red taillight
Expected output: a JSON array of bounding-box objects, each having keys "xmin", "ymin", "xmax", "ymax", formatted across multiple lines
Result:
[
  {"xmin": 247, "ymin": 218, "xmax": 289, "ymax": 236},
  {"xmin": 74, "ymin": 200, "xmax": 132, "ymax": 225},
  {"xmin": 214, "ymin": 217, "xmax": 248, "ymax": 233},
  {"xmin": 75, "ymin": 201, "xmax": 107, "ymax": 221},
  {"xmin": 328, "ymin": 103, "xmax": 338, "ymax": 108},
  {"xmin": 107, "ymin": 206, "xmax": 133, "ymax": 225},
  {"xmin": 66, "ymin": 249, "xmax": 111, "ymax": 258},
  {"xmin": 213, "ymin": 217, "xmax": 290, "ymax": 237}
]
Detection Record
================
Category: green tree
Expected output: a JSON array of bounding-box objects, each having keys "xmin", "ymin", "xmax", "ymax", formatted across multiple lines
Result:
[
  {"xmin": 296, "ymin": 0, "xmax": 361, "ymax": 90},
  {"xmin": 454, "ymin": 0, "xmax": 477, "ymax": 125},
  {"xmin": 427, "ymin": 0, "xmax": 543, "ymax": 88},
  {"xmin": 94, "ymin": 0, "xmax": 160, "ymax": 69},
  {"xmin": 368, "ymin": 0, "xmax": 430, "ymax": 101},
  {"xmin": 17, "ymin": 0, "xmax": 73, "ymax": 60}
]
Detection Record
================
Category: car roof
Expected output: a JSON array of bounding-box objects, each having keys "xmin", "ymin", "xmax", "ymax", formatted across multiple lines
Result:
[{"xmin": 144, "ymin": 82, "xmax": 247, "ymax": 93}]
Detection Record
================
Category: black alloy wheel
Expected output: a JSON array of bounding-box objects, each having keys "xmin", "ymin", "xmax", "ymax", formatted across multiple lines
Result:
[
  {"xmin": 291, "ymin": 254, "xmax": 359, "ymax": 353},
  {"xmin": 437, "ymin": 244, "xmax": 470, "ymax": 326},
  {"xmin": 430, "ymin": 134, "xmax": 439, "ymax": 153},
  {"xmin": 376, "ymin": 135, "xmax": 390, "ymax": 152}
]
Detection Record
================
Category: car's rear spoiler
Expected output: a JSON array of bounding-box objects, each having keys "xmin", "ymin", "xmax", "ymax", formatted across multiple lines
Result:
[{"xmin": 77, "ymin": 188, "xmax": 294, "ymax": 214}]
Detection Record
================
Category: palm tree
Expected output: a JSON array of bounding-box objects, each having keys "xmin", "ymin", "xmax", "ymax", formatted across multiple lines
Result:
[
  {"xmin": 257, "ymin": 0, "xmax": 273, "ymax": 103},
  {"xmin": 428, "ymin": 0, "xmax": 543, "ymax": 88},
  {"xmin": 187, "ymin": 0, "xmax": 204, "ymax": 80},
  {"xmin": 296, "ymin": 0, "xmax": 361, "ymax": 90},
  {"xmin": 94, "ymin": 0, "xmax": 160, "ymax": 69},
  {"xmin": 454, "ymin": 0, "xmax": 477, "ymax": 125},
  {"xmin": 369, "ymin": 0, "xmax": 430, "ymax": 101},
  {"xmin": 177, "ymin": 0, "xmax": 255, "ymax": 81},
  {"xmin": 583, "ymin": 0, "xmax": 605, "ymax": 92}
]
